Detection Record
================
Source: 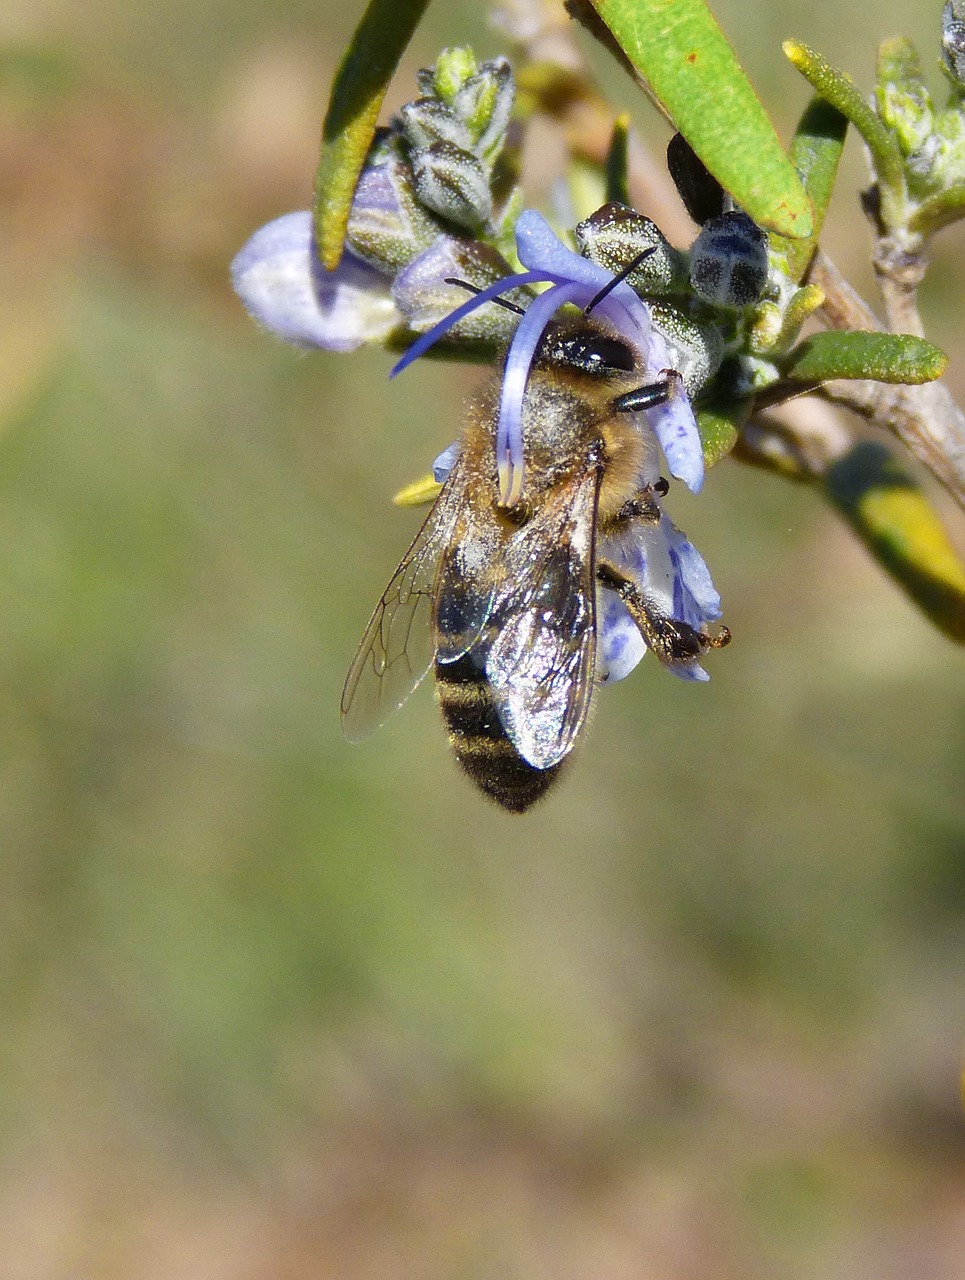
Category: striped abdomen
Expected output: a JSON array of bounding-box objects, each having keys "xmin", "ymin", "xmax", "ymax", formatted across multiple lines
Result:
[{"xmin": 434, "ymin": 653, "xmax": 562, "ymax": 813}]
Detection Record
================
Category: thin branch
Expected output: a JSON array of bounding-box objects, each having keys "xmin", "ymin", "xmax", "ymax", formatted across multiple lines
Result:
[
  {"xmin": 809, "ymin": 249, "xmax": 965, "ymax": 511},
  {"xmin": 808, "ymin": 250, "xmax": 882, "ymax": 332},
  {"xmin": 819, "ymin": 379, "xmax": 965, "ymax": 508},
  {"xmin": 737, "ymin": 396, "xmax": 853, "ymax": 481},
  {"xmin": 873, "ymin": 233, "xmax": 928, "ymax": 338}
]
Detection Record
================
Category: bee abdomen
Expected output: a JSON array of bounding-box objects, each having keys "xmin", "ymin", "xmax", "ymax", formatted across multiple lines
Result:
[{"xmin": 434, "ymin": 655, "xmax": 561, "ymax": 813}]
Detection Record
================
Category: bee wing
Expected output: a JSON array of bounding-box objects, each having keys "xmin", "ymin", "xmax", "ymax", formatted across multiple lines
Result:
[
  {"xmin": 432, "ymin": 507, "xmax": 501, "ymax": 665},
  {"xmin": 485, "ymin": 468, "xmax": 601, "ymax": 770},
  {"xmin": 340, "ymin": 460, "xmax": 470, "ymax": 740}
]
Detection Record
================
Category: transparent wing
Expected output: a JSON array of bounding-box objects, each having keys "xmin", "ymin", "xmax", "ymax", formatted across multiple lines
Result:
[
  {"xmin": 432, "ymin": 505, "xmax": 502, "ymax": 665},
  {"xmin": 340, "ymin": 460, "xmax": 469, "ymax": 740},
  {"xmin": 485, "ymin": 469, "xmax": 601, "ymax": 770}
]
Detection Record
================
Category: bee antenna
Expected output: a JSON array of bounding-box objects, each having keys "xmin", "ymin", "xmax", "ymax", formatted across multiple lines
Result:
[
  {"xmin": 443, "ymin": 278, "xmax": 527, "ymax": 316},
  {"xmin": 584, "ymin": 248, "xmax": 656, "ymax": 314}
]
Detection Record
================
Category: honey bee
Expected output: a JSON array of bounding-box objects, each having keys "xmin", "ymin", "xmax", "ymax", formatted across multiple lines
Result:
[{"xmin": 340, "ymin": 313, "xmax": 729, "ymax": 812}]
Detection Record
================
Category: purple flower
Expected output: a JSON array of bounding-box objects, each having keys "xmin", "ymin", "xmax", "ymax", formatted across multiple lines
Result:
[
  {"xmin": 230, "ymin": 212, "xmax": 404, "ymax": 352},
  {"xmin": 393, "ymin": 210, "xmax": 706, "ymax": 505}
]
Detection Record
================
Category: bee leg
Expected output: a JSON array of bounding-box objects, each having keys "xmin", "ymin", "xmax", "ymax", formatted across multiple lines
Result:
[
  {"xmin": 596, "ymin": 561, "xmax": 731, "ymax": 665},
  {"xmin": 611, "ymin": 483, "xmax": 667, "ymax": 525},
  {"xmin": 611, "ymin": 370, "xmax": 683, "ymax": 415}
]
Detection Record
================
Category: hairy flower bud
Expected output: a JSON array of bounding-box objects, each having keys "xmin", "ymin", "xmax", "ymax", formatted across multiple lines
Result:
[
  {"xmin": 419, "ymin": 46, "xmax": 479, "ymax": 104},
  {"xmin": 875, "ymin": 38, "xmax": 936, "ymax": 192},
  {"xmin": 575, "ymin": 202, "xmax": 688, "ymax": 295},
  {"xmin": 649, "ymin": 303, "xmax": 724, "ymax": 395},
  {"xmin": 411, "ymin": 141, "xmax": 492, "ymax": 231},
  {"xmin": 414, "ymin": 50, "xmax": 514, "ymax": 172},
  {"xmin": 398, "ymin": 98, "xmax": 473, "ymax": 153},
  {"xmin": 452, "ymin": 57, "xmax": 515, "ymax": 166},
  {"xmin": 344, "ymin": 140, "xmax": 442, "ymax": 273},
  {"xmin": 689, "ymin": 211, "xmax": 769, "ymax": 308},
  {"xmin": 392, "ymin": 236, "xmax": 529, "ymax": 343}
]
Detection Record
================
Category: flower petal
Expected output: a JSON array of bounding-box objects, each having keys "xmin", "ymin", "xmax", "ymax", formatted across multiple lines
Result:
[
  {"xmin": 642, "ymin": 328, "xmax": 705, "ymax": 493},
  {"xmin": 432, "ymin": 440, "xmax": 460, "ymax": 482},
  {"xmin": 597, "ymin": 591, "xmax": 647, "ymax": 684},
  {"xmin": 665, "ymin": 524, "xmax": 722, "ymax": 628},
  {"xmin": 496, "ymin": 280, "xmax": 584, "ymax": 504},
  {"xmin": 231, "ymin": 211, "xmax": 402, "ymax": 352},
  {"xmin": 598, "ymin": 510, "xmax": 721, "ymax": 683}
]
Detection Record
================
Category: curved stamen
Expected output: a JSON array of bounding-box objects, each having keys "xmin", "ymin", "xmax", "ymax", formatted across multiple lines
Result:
[{"xmin": 495, "ymin": 280, "xmax": 583, "ymax": 505}]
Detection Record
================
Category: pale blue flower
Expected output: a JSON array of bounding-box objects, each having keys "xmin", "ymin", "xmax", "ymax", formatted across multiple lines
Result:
[{"xmin": 230, "ymin": 211, "xmax": 404, "ymax": 352}]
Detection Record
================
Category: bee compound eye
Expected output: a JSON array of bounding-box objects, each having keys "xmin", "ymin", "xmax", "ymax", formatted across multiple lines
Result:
[{"xmin": 546, "ymin": 332, "xmax": 637, "ymax": 375}]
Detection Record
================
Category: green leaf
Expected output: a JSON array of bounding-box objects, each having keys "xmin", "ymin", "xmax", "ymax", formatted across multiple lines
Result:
[
  {"xmin": 783, "ymin": 40, "xmax": 905, "ymax": 229},
  {"xmin": 770, "ymin": 97, "xmax": 848, "ymax": 283},
  {"xmin": 696, "ymin": 398, "xmax": 750, "ymax": 466},
  {"xmin": 313, "ymin": 0, "xmax": 432, "ymax": 270},
  {"xmin": 782, "ymin": 331, "xmax": 947, "ymax": 384},
  {"xmin": 587, "ymin": 0, "xmax": 812, "ymax": 239},
  {"xmin": 824, "ymin": 442, "xmax": 965, "ymax": 643},
  {"xmin": 908, "ymin": 182, "xmax": 965, "ymax": 237}
]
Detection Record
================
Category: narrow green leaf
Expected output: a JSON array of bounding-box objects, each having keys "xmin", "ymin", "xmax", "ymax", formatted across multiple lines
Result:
[
  {"xmin": 824, "ymin": 442, "xmax": 965, "ymax": 643},
  {"xmin": 314, "ymin": 0, "xmax": 432, "ymax": 270},
  {"xmin": 587, "ymin": 0, "xmax": 812, "ymax": 239},
  {"xmin": 908, "ymin": 182, "xmax": 965, "ymax": 237},
  {"xmin": 696, "ymin": 399, "xmax": 750, "ymax": 466},
  {"xmin": 777, "ymin": 284, "xmax": 826, "ymax": 349},
  {"xmin": 876, "ymin": 35, "xmax": 927, "ymax": 99},
  {"xmin": 770, "ymin": 97, "xmax": 848, "ymax": 282},
  {"xmin": 783, "ymin": 331, "xmax": 947, "ymax": 384},
  {"xmin": 783, "ymin": 40, "xmax": 905, "ymax": 228}
]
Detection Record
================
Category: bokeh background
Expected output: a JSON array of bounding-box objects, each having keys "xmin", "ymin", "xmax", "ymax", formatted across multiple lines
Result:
[{"xmin": 2, "ymin": 0, "xmax": 965, "ymax": 1276}]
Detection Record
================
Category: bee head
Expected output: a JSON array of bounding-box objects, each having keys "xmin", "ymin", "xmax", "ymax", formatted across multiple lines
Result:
[{"xmin": 536, "ymin": 325, "xmax": 638, "ymax": 377}]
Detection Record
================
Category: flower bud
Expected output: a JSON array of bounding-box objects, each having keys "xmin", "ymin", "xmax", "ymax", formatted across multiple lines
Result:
[
  {"xmin": 452, "ymin": 58, "xmax": 515, "ymax": 166},
  {"xmin": 746, "ymin": 301, "xmax": 784, "ymax": 356},
  {"xmin": 649, "ymin": 302, "xmax": 724, "ymax": 395},
  {"xmin": 875, "ymin": 37, "xmax": 935, "ymax": 184},
  {"xmin": 689, "ymin": 211, "xmax": 769, "ymax": 308},
  {"xmin": 574, "ymin": 202, "xmax": 688, "ymax": 295},
  {"xmin": 420, "ymin": 46, "xmax": 479, "ymax": 105},
  {"xmin": 398, "ymin": 98, "xmax": 472, "ymax": 153},
  {"xmin": 392, "ymin": 236, "xmax": 528, "ymax": 343},
  {"xmin": 344, "ymin": 142, "xmax": 442, "ymax": 273},
  {"xmin": 411, "ymin": 141, "xmax": 492, "ymax": 231}
]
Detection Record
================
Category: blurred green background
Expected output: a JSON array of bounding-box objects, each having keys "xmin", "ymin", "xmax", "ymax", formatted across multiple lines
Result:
[{"xmin": 1, "ymin": 1, "xmax": 964, "ymax": 1276}]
